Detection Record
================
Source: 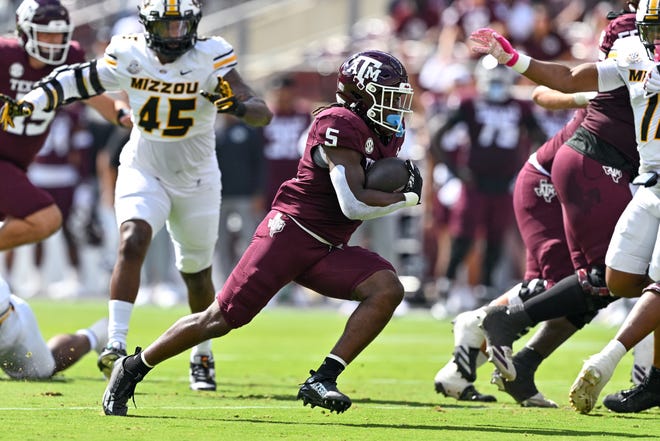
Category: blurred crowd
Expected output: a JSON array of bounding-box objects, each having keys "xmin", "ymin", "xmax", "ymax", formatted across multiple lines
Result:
[{"xmin": 0, "ymin": 0, "xmax": 632, "ymax": 323}]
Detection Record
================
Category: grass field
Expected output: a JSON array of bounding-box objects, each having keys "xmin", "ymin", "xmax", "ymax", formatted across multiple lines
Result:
[{"xmin": 1, "ymin": 299, "xmax": 657, "ymax": 441}]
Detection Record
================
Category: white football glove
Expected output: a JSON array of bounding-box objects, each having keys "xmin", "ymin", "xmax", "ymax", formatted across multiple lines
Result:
[{"xmin": 644, "ymin": 66, "xmax": 660, "ymax": 97}]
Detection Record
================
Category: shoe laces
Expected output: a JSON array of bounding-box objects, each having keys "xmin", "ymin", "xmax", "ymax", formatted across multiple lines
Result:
[
  {"xmin": 303, "ymin": 370, "xmax": 337, "ymax": 388},
  {"xmin": 191, "ymin": 357, "xmax": 213, "ymax": 379}
]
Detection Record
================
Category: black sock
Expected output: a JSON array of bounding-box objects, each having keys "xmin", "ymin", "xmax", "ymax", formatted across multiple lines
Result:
[
  {"xmin": 513, "ymin": 346, "xmax": 543, "ymax": 372},
  {"xmin": 315, "ymin": 356, "xmax": 345, "ymax": 379},
  {"xmin": 123, "ymin": 351, "xmax": 152, "ymax": 377},
  {"xmin": 524, "ymin": 274, "xmax": 588, "ymax": 323}
]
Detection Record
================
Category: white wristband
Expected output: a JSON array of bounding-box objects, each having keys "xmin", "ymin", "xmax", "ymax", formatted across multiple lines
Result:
[
  {"xmin": 510, "ymin": 53, "xmax": 531, "ymax": 74},
  {"xmin": 404, "ymin": 192, "xmax": 419, "ymax": 206},
  {"xmin": 572, "ymin": 91, "xmax": 598, "ymax": 106}
]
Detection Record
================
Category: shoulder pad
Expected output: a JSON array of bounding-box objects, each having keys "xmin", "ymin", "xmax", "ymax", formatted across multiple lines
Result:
[{"xmin": 611, "ymin": 36, "xmax": 647, "ymax": 66}]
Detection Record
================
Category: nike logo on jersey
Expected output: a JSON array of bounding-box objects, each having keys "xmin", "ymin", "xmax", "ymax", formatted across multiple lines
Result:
[
  {"xmin": 180, "ymin": 69, "xmax": 193, "ymax": 75},
  {"xmin": 130, "ymin": 77, "xmax": 199, "ymax": 94}
]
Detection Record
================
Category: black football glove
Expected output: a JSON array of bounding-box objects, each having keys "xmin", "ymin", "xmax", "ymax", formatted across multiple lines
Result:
[
  {"xmin": 200, "ymin": 76, "xmax": 247, "ymax": 116},
  {"xmin": 403, "ymin": 159, "xmax": 423, "ymax": 204},
  {"xmin": 0, "ymin": 93, "xmax": 33, "ymax": 130}
]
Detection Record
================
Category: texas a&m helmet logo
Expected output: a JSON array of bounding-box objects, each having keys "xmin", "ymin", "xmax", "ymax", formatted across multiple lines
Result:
[{"xmin": 345, "ymin": 55, "xmax": 382, "ymax": 90}]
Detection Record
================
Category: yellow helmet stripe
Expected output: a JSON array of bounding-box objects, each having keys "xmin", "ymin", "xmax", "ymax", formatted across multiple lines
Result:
[{"xmin": 165, "ymin": 0, "xmax": 179, "ymax": 16}]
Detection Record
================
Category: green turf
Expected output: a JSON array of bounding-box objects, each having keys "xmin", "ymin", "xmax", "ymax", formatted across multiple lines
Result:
[{"xmin": 1, "ymin": 299, "xmax": 657, "ymax": 441}]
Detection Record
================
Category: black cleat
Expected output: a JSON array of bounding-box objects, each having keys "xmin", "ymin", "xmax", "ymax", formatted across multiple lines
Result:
[
  {"xmin": 480, "ymin": 305, "xmax": 531, "ymax": 381},
  {"xmin": 450, "ymin": 384, "xmax": 496, "ymax": 402},
  {"xmin": 434, "ymin": 361, "xmax": 496, "ymax": 402},
  {"xmin": 102, "ymin": 347, "xmax": 145, "ymax": 416},
  {"xmin": 297, "ymin": 370, "xmax": 352, "ymax": 414},
  {"xmin": 603, "ymin": 369, "xmax": 660, "ymax": 413},
  {"xmin": 189, "ymin": 354, "xmax": 216, "ymax": 391},
  {"xmin": 491, "ymin": 360, "xmax": 557, "ymax": 408}
]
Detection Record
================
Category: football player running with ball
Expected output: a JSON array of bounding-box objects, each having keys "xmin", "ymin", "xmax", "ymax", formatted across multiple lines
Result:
[
  {"xmin": 469, "ymin": 0, "xmax": 660, "ymax": 413},
  {"xmin": 95, "ymin": 49, "xmax": 422, "ymax": 416},
  {"xmin": 8, "ymin": 0, "xmax": 272, "ymax": 392}
]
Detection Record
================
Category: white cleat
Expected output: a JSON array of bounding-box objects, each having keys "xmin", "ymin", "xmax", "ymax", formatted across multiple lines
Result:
[{"xmin": 569, "ymin": 355, "xmax": 615, "ymax": 414}]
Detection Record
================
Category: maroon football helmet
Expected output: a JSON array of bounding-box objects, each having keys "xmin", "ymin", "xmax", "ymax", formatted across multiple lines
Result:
[
  {"xmin": 16, "ymin": 0, "xmax": 73, "ymax": 65},
  {"xmin": 336, "ymin": 50, "xmax": 414, "ymax": 136}
]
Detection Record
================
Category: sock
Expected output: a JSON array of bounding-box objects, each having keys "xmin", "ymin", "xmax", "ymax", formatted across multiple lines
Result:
[
  {"xmin": 601, "ymin": 339, "xmax": 627, "ymax": 365},
  {"xmin": 513, "ymin": 346, "xmax": 543, "ymax": 372},
  {"xmin": 108, "ymin": 300, "xmax": 133, "ymax": 348},
  {"xmin": 316, "ymin": 354, "xmax": 347, "ymax": 379},
  {"xmin": 123, "ymin": 350, "xmax": 153, "ymax": 377},
  {"xmin": 76, "ymin": 328, "xmax": 97, "ymax": 352},
  {"xmin": 191, "ymin": 340, "xmax": 213, "ymax": 361}
]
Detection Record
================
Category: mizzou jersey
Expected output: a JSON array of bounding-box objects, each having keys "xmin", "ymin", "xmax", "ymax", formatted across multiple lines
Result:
[
  {"xmin": 25, "ymin": 33, "xmax": 238, "ymax": 186},
  {"xmin": 0, "ymin": 37, "xmax": 85, "ymax": 170},
  {"xmin": 598, "ymin": 35, "xmax": 660, "ymax": 174}
]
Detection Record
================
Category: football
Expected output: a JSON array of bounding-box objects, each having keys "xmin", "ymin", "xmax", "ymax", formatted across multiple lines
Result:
[{"xmin": 364, "ymin": 157, "xmax": 410, "ymax": 193}]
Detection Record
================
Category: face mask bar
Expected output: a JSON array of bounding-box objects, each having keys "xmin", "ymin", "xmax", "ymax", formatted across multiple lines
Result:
[
  {"xmin": 24, "ymin": 21, "xmax": 72, "ymax": 64},
  {"xmin": 365, "ymin": 82, "xmax": 414, "ymax": 136}
]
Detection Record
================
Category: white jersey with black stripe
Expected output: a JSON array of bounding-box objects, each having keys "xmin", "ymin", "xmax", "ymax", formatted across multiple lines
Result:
[
  {"xmin": 95, "ymin": 33, "xmax": 236, "ymax": 184},
  {"xmin": 597, "ymin": 35, "xmax": 660, "ymax": 175}
]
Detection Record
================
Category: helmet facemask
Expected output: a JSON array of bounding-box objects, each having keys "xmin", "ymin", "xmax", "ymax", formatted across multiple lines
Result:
[
  {"xmin": 637, "ymin": 1, "xmax": 660, "ymax": 60},
  {"xmin": 16, "ymin": 0, "xmax": 73, "ymax": 65},
  {"xmin": 139, "ymin": 0, "xmax": 202, "ymax": 60},
  {"xmin": 364, "ymin": 81, "xmax": 414, "ymax": 137}
]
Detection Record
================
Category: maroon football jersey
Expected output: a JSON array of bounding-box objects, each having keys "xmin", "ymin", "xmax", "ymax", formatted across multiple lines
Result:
[
  {"xmin": 580, "ymin": 12, "xmax": 637, "ymax": 169},
  {"xmin": 535, "ymin": 108, "xmax": 587, "ymax": 172},
  {"xmin": 0, "ymin": 37, "xmax": 85, "ymax": 170},
  {"xmin": 452, "ymin": 97, "xmax": 542, "ymax": 187},
  {"xmin": 271, "ymin": 106, "xmax": 404, "ymax": 245}
]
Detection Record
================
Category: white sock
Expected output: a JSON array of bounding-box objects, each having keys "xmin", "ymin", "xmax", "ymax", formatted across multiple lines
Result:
[
  {"xmin": 108, "ymin": 300, "xmax": 134, "ymax": 348},
  {"xmin": 76, "ymin": 328, "xmax": 97, "ymax": 351},
  {"xmin": 191, "ymin": 340, "xmax": 213, "ymax": 360},
  {"xmin": 601, "ymin": 339, "xmax": 627, "ymax": 364}
]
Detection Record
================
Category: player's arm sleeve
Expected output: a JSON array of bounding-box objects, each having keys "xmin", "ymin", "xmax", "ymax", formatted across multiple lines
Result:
[
  {"xmin": 596, "ymin": 59, "xmax": 625, "ymax": 92},
  {"xmin": 330, "ymin": 164, "xmax": 417, "ymax": 221},
  {"xmin": 22, "ymin": 59, "xmax": 113, "ymax": 111}
]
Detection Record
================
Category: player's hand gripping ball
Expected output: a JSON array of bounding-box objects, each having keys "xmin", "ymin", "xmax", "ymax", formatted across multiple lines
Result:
[{"xmin": 364, "ymin": 157, "xmax": 412, "ymax": 193}]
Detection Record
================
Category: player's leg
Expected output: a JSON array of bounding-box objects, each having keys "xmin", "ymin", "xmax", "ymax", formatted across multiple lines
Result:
[
  {"xmin": 291, "ymin": 245, "xmax": 404, "ymax": 413},
  {"xmin": 167, "ymin": 172, "xmax": 220, "ymax": 390},
  {"xmin": 0, "ymin": 161, "xmax": 61, "ymax": 250},
  {"xmin": 98, "ymin": 164, "xmax": 169, "ymax": 378},
  {"xmin": 49, "ymin": 317, "xmax": 108, "ymax": 374},
  {"xmin": 0, "ymin": 294, "xmax": 56, "ymax": 379},
  {"xmin": 569, "ymin": 189, "xmax": 658, "ymax": 413},
  {"xmin": 442, "ymin": 185, "xmax": 480, "ymax": 302},
  {"xmin": 595, "ymin": 287, "xmax": 660, "ymax": 413},
  {"xmin": 102, "ymin": 211, "xmax": 312, "ymax": 416}
]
